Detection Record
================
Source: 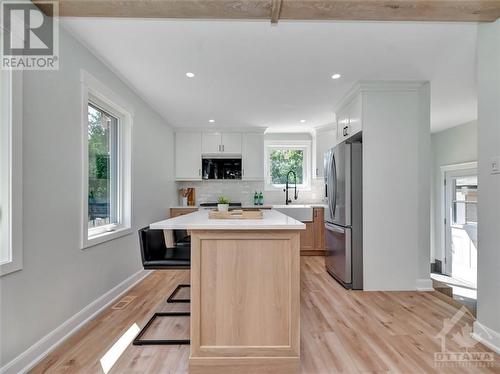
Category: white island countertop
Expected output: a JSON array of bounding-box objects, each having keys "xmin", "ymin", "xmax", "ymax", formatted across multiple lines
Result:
[{"xmin": 150, "ymin": 209, "xmax": 306, "ymax": 230}]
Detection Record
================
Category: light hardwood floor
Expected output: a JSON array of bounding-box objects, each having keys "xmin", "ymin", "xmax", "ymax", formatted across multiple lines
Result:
[{"xmin": 32, "ymin": 257, "xmax": 498, "ymax": 373}]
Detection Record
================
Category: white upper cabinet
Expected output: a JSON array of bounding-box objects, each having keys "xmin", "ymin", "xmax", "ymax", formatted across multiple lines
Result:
[
  {"xmin": 242, "ymin": 133, "xmax": 264, "ymax": 180},
  {"xmin": 221, "ymin": 133, "xmax": 242, "ymax": 154},
  {"xmin": 315, "ymin": 127, "xmax": 337, "ymax": 178},
  {"xmin": 175, "ymin": 132, "xmax": 202, "ymax": 180},
  {"xmin": 337, "ymin": 93, "xmax": 363, "ymax": 142},
  {"xmin": 202, "ymin": 132, "xmax": 242, "ymax": 154},
  {"xmin": 202, "ymin": 132, "xmax": 222, "ymax": 154}
]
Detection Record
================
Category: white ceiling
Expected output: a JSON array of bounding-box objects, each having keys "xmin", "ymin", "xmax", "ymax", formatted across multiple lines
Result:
[{"xmin": 62, "ymin": 19, "xmax": 478, "ymax": 133}]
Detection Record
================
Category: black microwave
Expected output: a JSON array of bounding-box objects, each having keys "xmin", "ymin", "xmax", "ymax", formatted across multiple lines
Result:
[{"xmin": 202, "ymin": 158, "xmax": 242, "ymax": 180}]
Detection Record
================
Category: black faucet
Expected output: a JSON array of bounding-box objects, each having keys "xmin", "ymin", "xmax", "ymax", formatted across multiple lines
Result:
[{"xmin": 283, "ymin": 170, "xmax": 299, "ymax": 205}]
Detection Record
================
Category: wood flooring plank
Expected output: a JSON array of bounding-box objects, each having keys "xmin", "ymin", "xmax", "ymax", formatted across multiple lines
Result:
[{"xmin": 31, "ymin": 257, "xmax": 499, "ymax": 374}]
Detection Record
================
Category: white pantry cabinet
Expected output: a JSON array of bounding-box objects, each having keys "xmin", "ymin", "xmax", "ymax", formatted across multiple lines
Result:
[
  {"xmin": 337, "ymin": 93, "xmax": 362, "ymax": 142},
  {"xmin": 175, "ymin": 132, "xmax": 202, "ymax": 180},
  {"xmin": 202, "ymin": 132, "xmax": 242, "ymax": 154},
  {"xmin": 242, "ymin": 133, "xmax": 264, "ymax": 180},
  {"xmin": 315, "ymin": 127, "xmax": 337, "ymax": 178}
]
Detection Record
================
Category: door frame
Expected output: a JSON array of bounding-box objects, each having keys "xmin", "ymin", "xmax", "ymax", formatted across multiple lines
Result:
[{"xmin": 440, "ymin": 161, "xmax": 477, "ymax": 276}]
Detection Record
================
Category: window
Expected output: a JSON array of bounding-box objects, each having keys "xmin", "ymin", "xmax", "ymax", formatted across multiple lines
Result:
[
  {"xmin": 81, "ymin": 71, "xmax": 132, "ymax": 249},
  {"xmin": 87, "ymin": 103, "xmax": 119, "ymax": 232},
  {"xmin": 0, "ymin": 67, "xmax": 23, "ymax": 276},
  {"xmin": 452, "ymin": 176, "xmax": 478, "ymax": 226},
  {"xmin": 264, "ymin": 140, "xmax": 311, "ymax": 190}
]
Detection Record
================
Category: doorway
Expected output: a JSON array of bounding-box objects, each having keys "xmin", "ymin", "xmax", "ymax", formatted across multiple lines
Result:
[{"xmin": 438, "ymin": 165, "xmax": 478, "ymax": 313}]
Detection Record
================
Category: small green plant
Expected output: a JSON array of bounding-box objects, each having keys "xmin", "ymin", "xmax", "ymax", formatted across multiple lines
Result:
[{"xmin": 217, "ymin": 196, "xmax": 230, "ymax": 204}]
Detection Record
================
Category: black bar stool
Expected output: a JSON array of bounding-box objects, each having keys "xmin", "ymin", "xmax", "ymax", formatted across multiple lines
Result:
[
  {"xmin": 133, "ymin": 226, "xmax": 190, "ymax": 346},
  {"xmin": 167, "ymin": 230, "xmax": 191, "ymax": 303}
]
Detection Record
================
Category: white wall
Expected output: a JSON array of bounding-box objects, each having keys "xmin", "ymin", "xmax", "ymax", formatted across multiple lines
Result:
[
  {"xmin": 473, "ymin": 19, "xmax": 500, "ymax": 352},
  {"xmin": 362, "ymin": 82, "xmax": 431, "ymax": 291},
  {"xmin": 0, "ymin": 27, "xmax": 177, "ymax": 367},
  {"xmin": 430, "ymin": 120, "xmax": 478, "ymax": 263}
]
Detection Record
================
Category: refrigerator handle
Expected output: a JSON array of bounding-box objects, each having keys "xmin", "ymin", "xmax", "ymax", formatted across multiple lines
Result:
[
  {"xmin": 327, "ymin": 152, "xmax": 335, "ymax": 218},
  {"xmin": 331, "ymin": 152, "xmax": 337, "ymax": 217},
  {"xmin": 325, "ymin": 222, "xmax": 345, "ymax": 233}
]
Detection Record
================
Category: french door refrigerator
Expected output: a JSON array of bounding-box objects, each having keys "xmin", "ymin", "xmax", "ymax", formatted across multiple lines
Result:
[{"xmin": 324, "ymin": 137, "xmax": 363, "ymax": 289}]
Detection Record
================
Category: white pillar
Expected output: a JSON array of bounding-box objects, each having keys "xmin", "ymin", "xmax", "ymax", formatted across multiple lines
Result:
[{"xmin": 473, "ymin": 19, "xmax": 500, "ymax": 353}]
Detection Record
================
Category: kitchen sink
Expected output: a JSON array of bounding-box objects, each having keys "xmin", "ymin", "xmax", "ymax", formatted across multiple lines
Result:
[{"xmin": 272, "ymin": 205, "xmax": 314, "ymax": 222}]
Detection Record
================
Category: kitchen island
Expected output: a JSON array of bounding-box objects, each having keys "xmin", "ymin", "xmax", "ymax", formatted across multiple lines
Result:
[{"xmin": 150, "ymin": 210, "xmax": 305, "ymax": 374}]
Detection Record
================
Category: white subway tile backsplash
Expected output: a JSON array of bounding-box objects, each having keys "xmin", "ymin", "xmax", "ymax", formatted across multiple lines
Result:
[{"xmin": 177, "ymin": 179, "xmax": 325, "ymax": 206}]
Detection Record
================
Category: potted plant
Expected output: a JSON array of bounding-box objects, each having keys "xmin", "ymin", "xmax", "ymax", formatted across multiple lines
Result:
[{"xmin": 217, "ymin": 196, "xmax": 230, "ymax": 212}]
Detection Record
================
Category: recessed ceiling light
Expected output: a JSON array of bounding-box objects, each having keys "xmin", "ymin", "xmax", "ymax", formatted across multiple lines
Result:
[
  {"xmin": 300, "ymin": 119, "xmax": 306, "ymax": 123},
  {"xmin": 186, "ymin": 72, "xmax": 195, "ymax": 78},
  {"xmin": 208, "ymin": 119, "xmax": 215, "ymax": 123},
  {"xmin": 331, "ymin": 73, "xmax": 341, "ymax": 80}
]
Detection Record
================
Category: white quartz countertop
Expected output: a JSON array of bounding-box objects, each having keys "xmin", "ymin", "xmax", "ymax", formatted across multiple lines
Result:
[
  {"xmin": 151, "ymin": 209, "xmax": 306, "ymax": 230},
  {"xmin": 170, "ymin": 203, "xmax": 328, "ymax": 209}
]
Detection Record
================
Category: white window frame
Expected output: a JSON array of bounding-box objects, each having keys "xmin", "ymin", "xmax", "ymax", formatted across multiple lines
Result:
[
  {"xmin": 81, "ymin": 70, "xmax": 133, "ymax": 249},
  {"xmin": 264, "ymin": 140, "xmax": 311, "ymax": 191},
  {"xmin": 0, "ymin": 68, "xmax": 23, "ymax": 276}
]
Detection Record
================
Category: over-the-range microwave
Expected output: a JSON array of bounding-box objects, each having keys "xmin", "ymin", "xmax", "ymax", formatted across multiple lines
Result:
[{"xmin": 202, "ymin": 157, "xmax": 242, "ymax": 180}]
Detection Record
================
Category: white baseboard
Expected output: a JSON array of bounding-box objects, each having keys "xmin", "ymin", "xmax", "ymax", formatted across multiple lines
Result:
[
  {"xmin": 0, "ymin": 269, "xmax": 151, "ymax": 374},
  {"xmin": 416, "ymin": 278, "xmax": 434, "ymax": 291},
  {"xmin": 472, "ymin": 321, "xmax": 500, "ymax": 354}
]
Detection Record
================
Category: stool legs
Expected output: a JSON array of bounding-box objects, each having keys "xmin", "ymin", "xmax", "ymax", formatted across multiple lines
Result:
[{"xmin": 133, "ymin": 284, "xmax": 191, "ymax": 346}]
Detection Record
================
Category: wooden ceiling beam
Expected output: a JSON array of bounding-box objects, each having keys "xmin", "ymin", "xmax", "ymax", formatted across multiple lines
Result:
[
  {"xmin": 36, "ymin": 0, "xmax": 500, "ymax": 22},
  {"xmin": 280, "ymin": 0, "xmax": 500, "ymax": 22},
  {"xmin": 271, "ymin": 0, "xmax": 283, "ymax": 23}
]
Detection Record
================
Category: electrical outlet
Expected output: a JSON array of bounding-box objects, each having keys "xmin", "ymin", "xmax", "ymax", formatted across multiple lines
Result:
[{"xmin": 491, "ymin": 156, "xmax": 500, "ymax": 175}]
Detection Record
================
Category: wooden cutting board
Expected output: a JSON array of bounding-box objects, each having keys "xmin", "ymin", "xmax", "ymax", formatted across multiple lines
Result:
[{"xmin": 208, "ymin": 209, "xmax": 263, "ymax": 220}]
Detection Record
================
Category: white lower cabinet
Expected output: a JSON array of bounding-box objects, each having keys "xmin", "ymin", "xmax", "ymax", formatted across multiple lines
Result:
[
  {"xmin": 242, "ymin": 133, "xmax": 264, "ymax": 180},
  {"xmin": 175, "ymin": 132, "xmax": 202, "ymax": 180}
]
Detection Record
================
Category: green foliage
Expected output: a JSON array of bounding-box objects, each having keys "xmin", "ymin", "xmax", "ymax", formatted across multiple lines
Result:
[
  {"xmin": 217, "ymin": 196, "xmax": 230, "ymax": 204},
  {"xmin": 88, "ymin": 105, "xmax": 110, "ymax": 201},
  {"xmin": 270, "ymin": 149, "xmax": 303, "ymax": 184}
]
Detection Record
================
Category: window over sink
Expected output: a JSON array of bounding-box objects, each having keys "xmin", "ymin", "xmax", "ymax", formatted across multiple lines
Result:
[{"xmin": 264, "ymin": 140, "xmax": 311, "ymax": 191}]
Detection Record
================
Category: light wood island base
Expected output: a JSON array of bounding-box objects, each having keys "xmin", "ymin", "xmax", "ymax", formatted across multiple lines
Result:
[{"xmin": 189, "ymin": 230, "xmax": 301, "ymax": 374}]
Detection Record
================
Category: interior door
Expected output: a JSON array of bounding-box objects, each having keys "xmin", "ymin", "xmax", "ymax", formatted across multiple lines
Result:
[{"xmin": 444, "ymin": 169, "xmax": 477, "ymax": 286}]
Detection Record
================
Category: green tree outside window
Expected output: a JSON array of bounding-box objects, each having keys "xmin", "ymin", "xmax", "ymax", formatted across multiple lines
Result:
[{"xmin": 269, "ymin": 149, "xmax": 304, "ymax": 184}]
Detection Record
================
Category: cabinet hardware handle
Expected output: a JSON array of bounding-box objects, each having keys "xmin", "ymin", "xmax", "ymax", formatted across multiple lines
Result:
[
  {"xmin": 316, "ymin": 168, "xmax": 319, "ymax": 177},
  {"xmin": 199, "ymin": 169, "xmax": 201, "ymax": 176},
  {"xmin": 222, "ymin": 144, "xmax": 225, "ymax": 152}
]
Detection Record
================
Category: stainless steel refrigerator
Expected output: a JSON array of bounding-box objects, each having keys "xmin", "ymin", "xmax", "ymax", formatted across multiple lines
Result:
[{"xmin": 324, "ymin": 136, "xmax": 363, "ymax": 289}]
